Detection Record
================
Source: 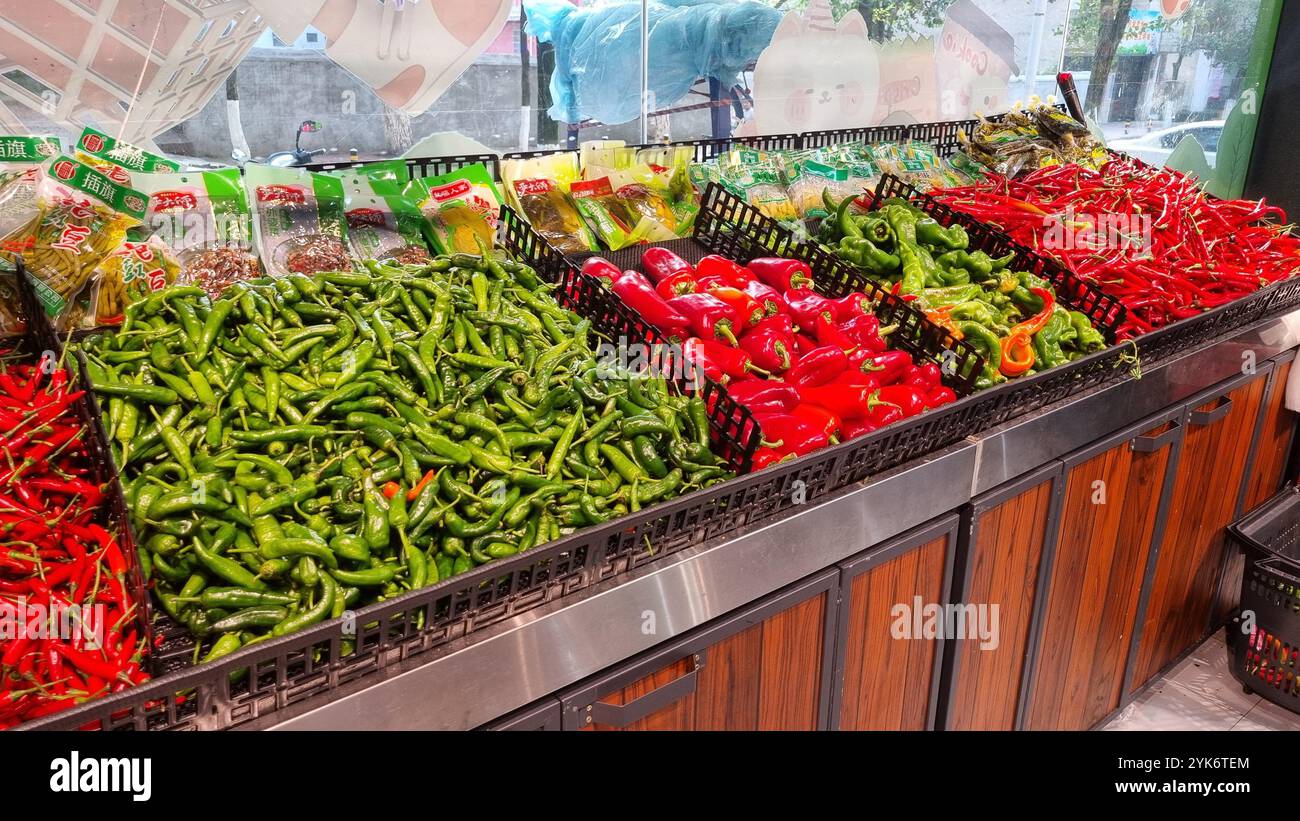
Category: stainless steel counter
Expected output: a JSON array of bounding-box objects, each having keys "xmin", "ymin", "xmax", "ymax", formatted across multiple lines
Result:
[{"xmin": 268, "ymin": 309, "xmax": 1300, "ymax": 730}]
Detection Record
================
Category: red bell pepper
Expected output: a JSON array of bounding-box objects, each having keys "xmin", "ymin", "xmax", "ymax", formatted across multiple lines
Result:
[
  {"xmin": 642, "ymin": 247, "xmax": 694, "ymax": 284},
  {"xmin": 753, "ymin": 313, "xmax": 796, "ymax": 337},
  {"xmin": 706, "ymin": 286, "xmax": 764, "ymax": 329},
  {"xmin": 749, "ymin": 257, "xmax": 813, "ymax": 290},
  {"xmin": 754, "ymin": 413, "xmax": 829, "ymax": 456},
  {"xmin": 696, "ymin": 255, "xmax": 754, "ymax": 286},
  {"xmin": 787, "ymin": 345, "xmax": 848, "ymax": 387},
  {"xmin": 686, "ymin": 337, "xmax": 768, "ymax": 379},
  {"xmin": 742, "ymin": 279, "xmax": 788, "ymax": 318},
  {"xmin": 726, "ymin": 380, "xmax": 800, "ymax": 414},
  {"xmin": 681, "ymin": 338, "xmax": 728, "ymax": 384},
  {"xmin": 655, "ymin": 270, "xmax": 698, "ymax": 299},
  {"xmin": 785, "ymin": 290, "xmax": 835, "ymax": 328},
  {"xmin": 831, "ymin": 368, "xmax": 880, "ymax": 388},
  {"xmin": 852, "ymin": 350, "xmax": 913, "ymax": 385},
  {"xmin": 739, "ymin": 324, "xmax": 795, "ymax": 373},
  {"xmin": 581, "ymin": 256, "xmax": 621, "ymax": 288},
  {"xmin": 611, "ymin": 271, "xmax": 690, "ymax": 333},
  {"xmin": 789, "ymin": 403, "xmax": 841, "ymax": 441},
  {"xmin": 667, "ymin": 292, "xmax": 743, "ymax": 345},
  {"xmin": 751, "ymin": 447, "xmax": 792, "ymax": 471},
  {"xmin": 841, "ymin": 418, "xmax": 880, "ymax": 440}
]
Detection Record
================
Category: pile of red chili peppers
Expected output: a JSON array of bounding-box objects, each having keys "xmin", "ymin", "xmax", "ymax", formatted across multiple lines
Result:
[
  {"xmin": 583, "ymin": 250, "xmax": 956, "ymax": 469},
  {"xmin": 0, "ymin": 349, "xmax": 147, "ymax": 728},
  {"xmin": 932, "ymin": 158, "xmax": 1300, "ymax": 340}
]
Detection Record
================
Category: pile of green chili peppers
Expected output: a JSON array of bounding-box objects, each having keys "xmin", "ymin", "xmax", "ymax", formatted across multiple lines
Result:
[
  {"xmin": 78, "ymin": 253, "xmax": 732, "ymax": 662},
  {"xmin": 818, "ymin": 193, "xmax": 1107, "ymax": 389}
]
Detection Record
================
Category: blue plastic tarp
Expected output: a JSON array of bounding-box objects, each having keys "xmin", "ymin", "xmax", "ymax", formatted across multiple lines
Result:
[{"xmin": 524, "ymin": 0, "xmax": 781, "ymax": 125}]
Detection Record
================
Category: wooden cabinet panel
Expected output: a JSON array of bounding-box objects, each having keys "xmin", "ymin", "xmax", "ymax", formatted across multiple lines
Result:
[
  {"xmin": 1242, "ymin": 357, "xmax": 1295, "ymax": 511},
  {"xmin": 836, "ymin": 520, "xmax": 954, "ymax": 730},
  {"xmin": 1131, "ymin": 374, "xmax": 1269, "ymax": 692},
  {"xmin": 564, "ymin": 573, "xmax": 835, "ymax": 730},
  {"xmin": 945, "ymin": 468, "xmax": 1060, "ymax": 730},
  {"xmin": 1023, "ymin": 417, "xmax": 1178, "ymax": 730},
  {"xmin": 1215, "ymin": 357, "xmax": 1294, "ymax": 624}
]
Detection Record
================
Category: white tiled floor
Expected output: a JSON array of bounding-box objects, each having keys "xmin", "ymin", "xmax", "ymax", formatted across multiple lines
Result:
[{"xmin": 1103, "ymin": 631, "xmax": 1300, "ymax": 730}]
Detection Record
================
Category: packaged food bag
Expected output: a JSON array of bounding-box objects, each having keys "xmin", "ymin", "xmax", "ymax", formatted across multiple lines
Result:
[
  {"xmin": 571, "ymin": 177, "xmax": 634, "ymax": 250},
  {"xmin": 0, "ymin": 136, "xmax": 61, "ymax": 334},
  {"xmin": 74, "ymin": 126, "xmax": 179, "ymax": 184},
  {"xmin": 62, "ymin": 235, "xmax": 180, "ymax": 331},
  {"xmin": 501, "ymin": 153, "xmax": 597, "ymax": 255},
  {"xmin": 121, "ymin": 168, "xmax": 260, "ymax": 304},
  {"xmin": 405, "ymin": 163, "xmax": 501, "ymax": 256},
  {"xmin": 328, "ymin": 160, "xmax": 431, "ymax": 264},
  {"xmin": 244, "ymin": 164, "xmax": 355, "ymax": 277},
  {"xmin": 13, "ymin": 155, "xmax": 146, "ymax": 323}
]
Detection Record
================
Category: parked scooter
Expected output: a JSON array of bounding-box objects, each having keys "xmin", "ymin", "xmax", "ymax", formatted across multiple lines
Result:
[{"xmin": 262, "ymin": 120, "xmax": 327, "ymax": 167}]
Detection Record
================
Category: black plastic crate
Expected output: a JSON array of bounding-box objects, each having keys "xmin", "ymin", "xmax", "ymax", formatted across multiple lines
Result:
[
  {"xmin": 500, "ymin": 205, "xmax": 760, "ymax": 473},
  {"xmin": 668, "ymin": 133, "xmax": 801, "ymax": 164},
  {"xmin": 799, "ymin": 124, "xmax": 909, "ymax": 150},
  {"xmin": 866, "ymin": 173, "xmax": 1127, "ymax": 339},
  {"xmin": 1228, "ymin": 486, "xmax": 1300, "ymax": 712},
  {"xmin": 501, "ymin": 147, "xmax": 578, "ymax": 163},
  {"xmin": 305, "ymin": 153, "xmax": 500, "ymax": 182}
]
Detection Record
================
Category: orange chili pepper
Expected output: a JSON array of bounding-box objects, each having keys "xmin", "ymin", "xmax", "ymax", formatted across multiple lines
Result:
[
  {"xmin": 406, "ymin": 469, "xmax": 436, "ymax": 502},
  {"xmin": 999, "ymin": 331, "xmax": 1035, "ymax": 376}
]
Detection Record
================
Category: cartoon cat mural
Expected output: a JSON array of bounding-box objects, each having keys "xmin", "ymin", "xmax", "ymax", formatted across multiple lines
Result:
[
  {"xmin": 749, "ymin": 0, "xmax": 880, "ymax": 135},
  {"xmin": 252, "ymin": 0, "xmax": 511, "ymax": 116},
  {"xmin": 876, "ymin": 37, "xmax": 939, "ymax": 126},
  {"xmin": 933, "ymin": 0, "xmax": 1016, "ymax": 121}
]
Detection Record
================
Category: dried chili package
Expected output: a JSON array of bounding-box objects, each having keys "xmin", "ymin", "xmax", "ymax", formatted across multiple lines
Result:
[
  {"xmin": 15, "ymin": 155, "xmax": 146, "ymax": 324},
  {"xmin": 245, "ymin": 164, "xmax": 355, "ymax": 277},
  {"xmin": 122, "ymin": 168, "xmax": 259, "ymax": 304},
  {"xmin": 0, "ymin": 136, "xmax": 61, "ymax": 334},
  {"xmin": 330, "ymin": 160, "xmax": 431, "ymax": 264}
]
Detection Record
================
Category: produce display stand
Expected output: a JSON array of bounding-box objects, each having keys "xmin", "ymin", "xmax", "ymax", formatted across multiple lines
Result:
[{"xmin": 11, "ymin": 107, "xmax": 1300, "ymax": 732}]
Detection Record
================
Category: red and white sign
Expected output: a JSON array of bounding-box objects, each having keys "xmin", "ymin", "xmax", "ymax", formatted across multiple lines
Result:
[
  {"xmin": 256, "ymin": 184, "xmax": 306, "ymax": 205},
  {"xmin": 152, "ymin": 190, "xmax": 198, "ymax": 212}
]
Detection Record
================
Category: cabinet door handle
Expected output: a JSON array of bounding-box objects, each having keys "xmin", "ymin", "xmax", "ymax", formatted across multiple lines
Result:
[
  {"xmin": 1190, "ymin": 397, "xmax": 1233, "ymax": 426},
  {"xmin": 1131, "ymin": 421, "xmax": 1180, "ymax": 453},
  {"xmin": 589, "ymin": 652, "xmax": 705, "ymax": 728}
]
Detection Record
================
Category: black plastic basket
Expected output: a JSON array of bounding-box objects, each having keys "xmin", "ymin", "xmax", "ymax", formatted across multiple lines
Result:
[
  {"xmin": 1228, "ymin": 486, "xmax": 1300, "ymax": 712},
  {"xmin": 666, "ymin": 133, "xmax": 801, "ymax": 164},
  {"xmin": 305, "ymin": 153, "xmax": 500, "ymax": 182},
  {"xmin": 799, "ymin": 124, "xmax": 908, "ymax": 150}
]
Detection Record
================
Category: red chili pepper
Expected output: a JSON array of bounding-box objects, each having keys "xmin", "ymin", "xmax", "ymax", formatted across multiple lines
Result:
[
  {"xmin": 611, "ymin": 271, "xmax": 690, "ymax": 334},
  {"xmin": 812, "ymin": 314, "xmax": 858, "ymax": 352},
  {"xmin": 741, "ymin": 279, "xmax": 788, "ymax": 317},
  {"xmin": 784, "ymin": 290, "xmax": 835, "ymax": 329},
  {"xmin": 788, "ymin": 345, "xmax": 849, "ymax": 388},
  {"xmin": 753, "ymin": 413, "xmax": 829, "ymax": 456},
  {"xmin": 655, "ymin": 270, "xmax": 698, "ymax": 299},
  {"xmin": 726, "ymin": 380, "xmax": 801, "ymax": 414},
  {"xmin": 851, "ymin": 350, "xmax": 913, "ymax": 385},
  {"xmin": 789, "ymin": 403, "xmax": 841, "ymax": 441},
  {"xmin": 407, "ymin": 469, "xmax": 437, "ymax": 502},
  {"xmin": 581, "ymin": 256, "xmax": 622, "ymax": 288},
  {"xmin": 748, "ymin": 257, "xmax": 814, "ymax": 291},
  {"xmin": 798, "ymin": 382, "xmax": 877, "ymax": 420},
  {"xmin": 750, "ymin": 447, "xmax": 791, "ymax": 471},
  {"xmin": 838, "ymin": 314, "xmax": 889, "ymax": 352},
  {"xmin": 739, "ymin": 325, "xmax": 795, "ymax": 373},
  {"xmin": 926, "ymin": 386, "xmax": 958, "ymax": 408},
  {"xmin": 696, "ymin": 255, "xmax": 754, "ymax": 286},
  {"xmin": 841, "ymin": 418, "xmax": 880, "ymax": 440},
  {"xmin": 641, "ymin": 247, "xmax": 695, "ymax": 284},
  {"xmin": 704, "ymin": 285, "xmax": 764, "ymax": 329},
  {"xmin": 873, "ymin": 384, "xmax": 929, "ymax": 417},
  {"xmin": 667, "ymin": 292, "xmax": 743, "ymax": 345},
  {"xmin": 829, "ymin": 293, "xmax": 874, "ymax": 322},
  {"xmin": 382, "ymin": 481, "xmax": 401, "ymax": 500},
  {"xmin": 685, "ymin": 337, "xmax": 767, "ymax": 379}
]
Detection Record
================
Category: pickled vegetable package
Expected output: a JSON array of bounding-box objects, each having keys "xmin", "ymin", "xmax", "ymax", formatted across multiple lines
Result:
[{"xmin": 245, "ymin": 164, "xmax": 355, "ymax": 277}]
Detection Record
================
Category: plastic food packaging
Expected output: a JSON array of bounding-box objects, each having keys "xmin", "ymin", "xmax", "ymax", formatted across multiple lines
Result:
[
  {"xmin": 245, "ymin": 164, "xmax": 355, "ymax": 277},
  {"xmin": 502, "ymin": 153, "xmax": 597, "ymax": 255},
  {"xmin": 0, "ymin": 135, "xmax": 61, "ymax": 334},
  {"xmin": 571, "ymin": 176, "xmax": 634, "ymax": 250},
  {"xmin": 125, "ymin": 167, "xmax": 260, "ymax": 303},
  {"xmin": 330, "ymin": 160, "xmax": 430, "ymax": 264},
  {"xmin": 405, "ymin": 162, "xmax": 501, "ymax": 256},
  {"xmin": 78, "ymin": 236, "xmax": 181, "ymax": 329},
  {"xmin": 13, "ymin": 155, "xmax": 146, "ymax": 323},
  {"xmin": 73, "ymin": 126, "xmax": 179, "ymax": 184}
]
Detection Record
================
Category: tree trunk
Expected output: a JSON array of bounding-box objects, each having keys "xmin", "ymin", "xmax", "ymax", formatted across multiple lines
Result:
[{"xmin": 1083, "ymin": 0, "xmax": 1134, "ymax": 115}]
